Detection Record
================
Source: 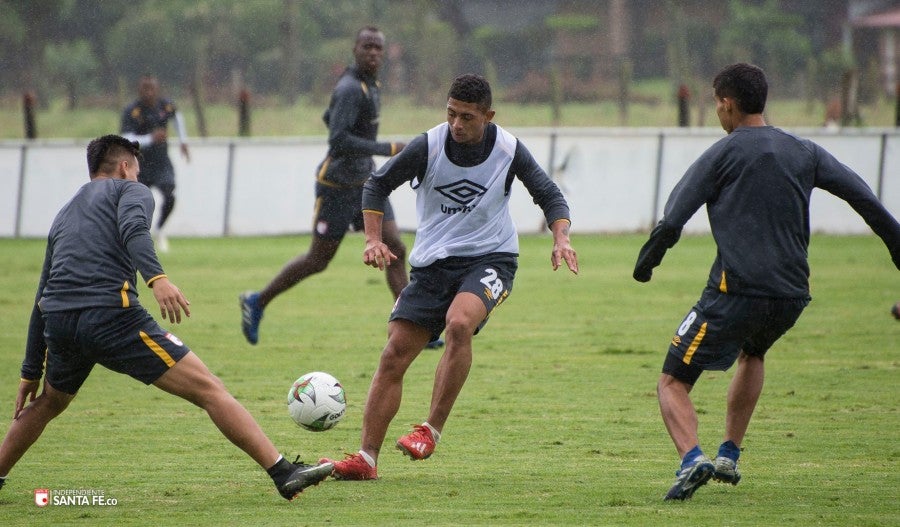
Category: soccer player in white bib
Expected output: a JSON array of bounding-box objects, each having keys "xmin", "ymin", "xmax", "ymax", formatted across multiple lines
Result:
[{"xmin": 320, "ymin": 74, "xmax": 579, "ymax": 480}]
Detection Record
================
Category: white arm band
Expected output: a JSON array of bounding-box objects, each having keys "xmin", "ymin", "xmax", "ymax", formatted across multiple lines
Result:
[
  {"xmin": 174, "ymin": 112, "xmax": 188, "ymax": 143},
  {"xmin": 121, "ymin": 132, "xmax": 154, "ymax": 149}
]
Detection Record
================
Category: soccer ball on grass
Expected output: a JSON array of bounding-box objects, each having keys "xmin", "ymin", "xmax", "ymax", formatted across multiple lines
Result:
[{"xmin": 287, "ymin": 371, "xmax": 346, "ymax": 432}]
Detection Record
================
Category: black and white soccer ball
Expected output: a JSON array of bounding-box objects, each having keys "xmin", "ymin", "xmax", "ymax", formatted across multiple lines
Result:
[{"xmin": 287, "ymin": 371, "xmax": 346, "ymax": 432}]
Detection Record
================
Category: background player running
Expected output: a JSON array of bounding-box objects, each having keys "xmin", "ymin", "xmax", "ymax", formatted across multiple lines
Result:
[
  {"xmin": 238, "ymin": 26, "xmax": 448, "ymax": 348},
  {"xmin": 120, "ymin": 75, "xmax": 190, "ymax": 253}
]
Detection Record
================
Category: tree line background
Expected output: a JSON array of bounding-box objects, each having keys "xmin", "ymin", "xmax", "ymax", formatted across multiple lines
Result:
[{"xmin": 0, "ymin": 0, "xmax": 883, "ymax": 122}]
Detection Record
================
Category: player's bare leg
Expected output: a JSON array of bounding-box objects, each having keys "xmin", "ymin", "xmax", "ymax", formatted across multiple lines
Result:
[
  {"xmin": 724, "ymin": 352, "xmax": 764, "ymax": 446},
  {"xmin": 657, "ymin": 373, "xmax": 700, "ymax": 458},
  {"xmin": 426, "ymin": 292, "xmax": 484, "ymax": 431},
  {"xmin": 658, "ymin": 374, "xmax": 715, "ymax": 499},
  {"xmin": 0, "ymin": 382, "xmax": 74, "ymax": 478},
  {"xmin": 153, "ymin": 351, "xmax": 280, "ymax": 468},
  {"xmin": 359, "ymin": 320, "xmax": 431, "ymax": 461},
  {"xmin": 714, "ymin": 351, "xmax": 764, "ymax": 485},
  {"xmin": 155, "ymin": 351, "xmax": 332, "ymax": 498},
  {"xmin": 258, "ymin": 237, "xmax": 342, "ymax": 308}
]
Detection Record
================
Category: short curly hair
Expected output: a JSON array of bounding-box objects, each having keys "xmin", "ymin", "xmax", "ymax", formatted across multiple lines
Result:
[{"xmin": 448, "ymin": 73, "xmax": 492, "ymax": 111}]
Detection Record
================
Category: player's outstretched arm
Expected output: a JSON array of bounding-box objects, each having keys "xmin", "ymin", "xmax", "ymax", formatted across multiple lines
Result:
[
  {"xmin": 550, "ymin": 219, "xmax": 578, "ymax": 274},
  {"xmin": 633, "ymin": 221, "xmax": 681, "ymax": 282}
]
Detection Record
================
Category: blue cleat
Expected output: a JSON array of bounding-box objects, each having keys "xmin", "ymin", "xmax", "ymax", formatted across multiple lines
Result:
[
  {"xmin": 425, "ymin": 337, "xmax": 445, "ymax": 349},
  {"xmin": 239, "ymin": 291, "xmax": 263, "ymax": 345},
  {"xmin": 712, "ymin": 456, "xmax": 742, "ymax": 485},
  {"xmin": 664, "ymin": 455, "xmax": 714, "ymax": 501}
]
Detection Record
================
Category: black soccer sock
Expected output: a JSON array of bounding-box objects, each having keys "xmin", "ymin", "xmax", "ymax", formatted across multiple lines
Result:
[
  {"xmin": 0, "ymin": 476, "xmax": 6, "ymax": 490},
  {"xmin": 157, "ymin": 192, "xmax": 176, "ymax": 229},
  {"xmin": 266, "ymin": 456, "xmax": 294, "ymax": 485}
]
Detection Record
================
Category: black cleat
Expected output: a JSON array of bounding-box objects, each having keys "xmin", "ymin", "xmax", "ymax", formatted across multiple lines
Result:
[{"xmin": 277, "ymin": 461, "xmax": 334, "ymax": 500}]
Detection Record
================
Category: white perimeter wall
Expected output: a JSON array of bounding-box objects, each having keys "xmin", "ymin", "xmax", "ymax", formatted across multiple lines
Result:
[{"xmin": 2, "ymin": 127, "xmax": 898, "ymax": 238}]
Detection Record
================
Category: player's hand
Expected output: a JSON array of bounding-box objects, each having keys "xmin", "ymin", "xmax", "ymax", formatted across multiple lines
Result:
[
  {"xmin": 633, "ymin": 267, "xmax": 652, "ymax": 282},
  {"xmin": 150, "ymin": 277, "xmax": 191, "ymax": 323},
  {"xmin": 152, "ymin": 128, "xmax": 168, "ymax": 143},
  {"xmin": 180, "ymin": 143, "xmax": 190, "ymax": 162},
  {"xmin": 392, "ymin": 142, "xmax": 406, "ymax": 155},
  {"xmin": 13, "ymin": 378, "xmax": 39, "ymax": 420},
  {"xmin": 551, "ymin": 241, "xmax": 578, "ymax": 274},
  {"xmin": 363, "ymin": 240, "xmax": 397, "ymax": 271}
]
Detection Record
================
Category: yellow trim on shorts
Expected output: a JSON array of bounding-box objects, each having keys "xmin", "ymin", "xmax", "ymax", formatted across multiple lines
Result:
[
  {"xmin": 719, "ymin": 271, "xmax": 727, "ymax": 293},
  {"xmin": 315, "ymin": 157, "xmax": 331, "ymax": 183},
  {"xmin": 140, "ymin": 330, "xmax": 176, "ymax": 367},
  {"xmin": 682, "ymin": 322, "xmax": 707, "ymax": 365},
  {"xmin": 120, "ymin": 281, "xmax": 130, "ymax": 307}
]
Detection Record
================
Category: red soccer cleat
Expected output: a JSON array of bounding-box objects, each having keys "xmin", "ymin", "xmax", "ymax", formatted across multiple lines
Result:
[
  {"xmin": 319, "ymin": 453, "xmax": 377, "ymax": 480},
  {"xmin": 396, "ymin": 424, "xmax": 436, "ymax": 460}
]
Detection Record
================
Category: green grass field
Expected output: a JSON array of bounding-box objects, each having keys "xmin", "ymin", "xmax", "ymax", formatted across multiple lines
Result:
[{"xmin": 0, "ymin": 233, "xmax": 897, "ymax": 526}]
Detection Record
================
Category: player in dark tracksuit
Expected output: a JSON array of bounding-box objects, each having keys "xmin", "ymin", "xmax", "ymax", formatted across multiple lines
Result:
[
  {"xmin": 634, "ymin": 63, "xmax": 900, "ymax": 501},
  {"xmin": 239, "ymin": 27, "xmax": 411, "ymax": 346},
  {"xmin": 0, "ymin": 135, "xmax": 333, "ymax": 499},
  {"xmin": 121, "ymin": 75, "xmax": 190, "ymax": 252}
]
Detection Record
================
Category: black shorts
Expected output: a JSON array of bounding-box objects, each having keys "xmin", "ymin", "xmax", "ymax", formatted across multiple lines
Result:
[
  {"xmin": 138, "ymin": 151, "xmax": 176, "ymax": 192},
  {"xmin": 390, "ymin": 253, "xmax": 517, "ymax": 341},
  {"xmin": 313, "ymin": 182, "xmax": 395, "ymax": 240},
  {"xmin": 43, "ymin": 307, "xmax": 191, "ymax": 394},
  {"xmin": 662, "ymin": 287, "xmax": 809, "ymax": 385}
]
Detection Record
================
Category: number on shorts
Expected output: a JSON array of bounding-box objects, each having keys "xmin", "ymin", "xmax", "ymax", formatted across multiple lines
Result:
[
  {"xmin": 678, "ymin": 311, "xmax": 697, "ymax": 336},
  {"xmin": 480, "ymin": 268, "xmax": 504, "ymax": 299}
]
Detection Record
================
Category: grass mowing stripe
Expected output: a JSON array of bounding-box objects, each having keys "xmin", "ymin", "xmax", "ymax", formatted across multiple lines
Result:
[{"xmin": 0, "ymin": 234, "xmax": 896, "ymax": 526}]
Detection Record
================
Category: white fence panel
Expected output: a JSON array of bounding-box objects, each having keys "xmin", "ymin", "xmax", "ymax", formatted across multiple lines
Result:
[{"xmin": 3, "ymin": 128, "xmax": 897, "ymax": 238}]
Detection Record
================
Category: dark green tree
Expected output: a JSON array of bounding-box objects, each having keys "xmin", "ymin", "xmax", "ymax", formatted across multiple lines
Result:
[{"xmin": 716, "ymin": 0, "xmax": 812, "ymax": 94}]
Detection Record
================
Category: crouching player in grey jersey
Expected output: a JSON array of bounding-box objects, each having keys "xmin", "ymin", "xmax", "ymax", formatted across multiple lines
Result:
[
  {"xmin": 319, "ymin": 74, "xmax": 579, "ymax": 480},
  {"xmin": 0, "ymin": 135, "xmax": 332, "ymax": 500},
  {"xmin": 633, "ymin": 63, "xmax": 900, "ymax": 501}
]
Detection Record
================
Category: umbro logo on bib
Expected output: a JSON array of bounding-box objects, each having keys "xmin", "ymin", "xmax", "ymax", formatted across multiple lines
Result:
[{"xmin": 436, "ymin": 179, "xmax": 487, "ymax": 205}]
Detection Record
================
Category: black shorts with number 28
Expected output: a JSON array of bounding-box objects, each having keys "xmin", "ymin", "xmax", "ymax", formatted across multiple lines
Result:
[{"xmin": 390, "ymin": 253, "xmax": 518, "ymax": 341}]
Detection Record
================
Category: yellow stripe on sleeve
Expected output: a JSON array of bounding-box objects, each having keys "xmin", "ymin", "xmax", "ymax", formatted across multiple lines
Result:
[
  {"xmin": 682, "ymin": 322, "xmax": 707, "ymax": 365},
  {"xmin": 146, "ymin": 274, "xmax": 167, "ymax": 287},
  {"xmin": 139, "ymin": 331, "xmax": 176, "ymax": 368}
]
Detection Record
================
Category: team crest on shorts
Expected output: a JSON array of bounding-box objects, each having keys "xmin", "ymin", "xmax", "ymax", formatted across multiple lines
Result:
[
  {"xmin": 316, "ymin": 220, "xmax": 329, "ymax": 235},
  {"xmin": 165, "ymin": 333, "xmax": 184, "ymax": 347}
]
